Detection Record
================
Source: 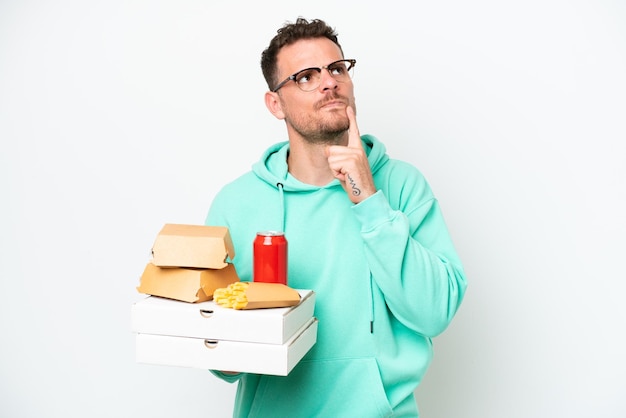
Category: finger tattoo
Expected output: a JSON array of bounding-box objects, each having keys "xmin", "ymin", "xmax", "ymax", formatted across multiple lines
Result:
[{"xmin": 347, "ymin": 174, "xmax": 361, "ymax": 196}]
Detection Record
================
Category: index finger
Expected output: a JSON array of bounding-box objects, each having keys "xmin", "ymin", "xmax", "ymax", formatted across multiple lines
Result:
[{"xmin": 346, "ymin": 105, "xmax": 362, "ymax": 149}]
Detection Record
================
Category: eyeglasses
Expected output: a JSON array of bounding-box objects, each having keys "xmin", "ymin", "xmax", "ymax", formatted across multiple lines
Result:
[{"xmin": 272, "ymin": 59, "xmax": 356, "ymax": 93}]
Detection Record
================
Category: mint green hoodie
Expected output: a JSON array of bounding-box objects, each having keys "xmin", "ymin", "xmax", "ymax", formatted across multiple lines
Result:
[{"xmin": 205, "ymin": 135, "xmax": 467, "ymax": 417}]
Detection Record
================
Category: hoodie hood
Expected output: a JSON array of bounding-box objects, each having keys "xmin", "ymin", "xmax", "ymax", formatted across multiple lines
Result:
[{"xmin": 251, "ymin": 134, "xmax": 389, "ymax": 192}]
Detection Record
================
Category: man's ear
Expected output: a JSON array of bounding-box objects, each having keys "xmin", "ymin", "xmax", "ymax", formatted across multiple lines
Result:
[{"xmin": 265, "ymin": 91, "xmax": 285, "ymax": 120}]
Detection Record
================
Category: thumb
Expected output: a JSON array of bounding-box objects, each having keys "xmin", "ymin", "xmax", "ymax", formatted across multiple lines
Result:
[{"xmin": 346, "ymin": 105, "xmax": 362, "ymax": 149}]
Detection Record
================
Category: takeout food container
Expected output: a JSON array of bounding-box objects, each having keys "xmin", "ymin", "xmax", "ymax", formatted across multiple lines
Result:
[
  {"xmin": 136, "ymin": 223, "xmax": 240, "ymax": 303},
  {"xmin": 133, "ymin": 224, "xmax": 317, "ymax": 375},
  {"xmin": 136, "ymin": 262, "xmax": 240, "ymax": 303},
  {"xmin": 132, "ymin": 290, "xmax": 317, "ymax": 375},
  {"xmin": 151, "ymin": 224, "xmax": 235, "ymax": 269},
  {"xmin": 135, "ymin": 318, "xmax": 318, "ymax": 376},
  {"xmin": 213, "ymin": 282, "xmax": 301, "ymax": 310},
  {"xmin": 132, "ymin": 290, "xmax": 315, "ymax": 344}
]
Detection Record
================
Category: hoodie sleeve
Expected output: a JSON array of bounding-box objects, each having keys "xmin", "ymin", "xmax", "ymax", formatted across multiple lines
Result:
[{"xmin": 352, "ymin": 173, "xmax": 467, "ymax": 337}]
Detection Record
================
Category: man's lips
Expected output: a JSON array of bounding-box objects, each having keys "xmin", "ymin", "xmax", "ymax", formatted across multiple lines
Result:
[{"xmin": 318, "ymin": 99, "xmax": 346, "ymax": 110}]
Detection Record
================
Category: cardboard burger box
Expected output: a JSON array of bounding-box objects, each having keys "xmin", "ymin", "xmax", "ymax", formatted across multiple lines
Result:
[
  {"xmin": 151, "ymin": 223, "xmax": 234, "ymax": 269},
  {"xmin": 136, "ymin": 263, "xmax": 239, "ymax": 303},
  {"xmin": 136, "ymin": 224, "xmax": 240, "ymax": 303},
  {"xmin": 132, "ymin": 290, "xmax": 317, "ymax": 376}
]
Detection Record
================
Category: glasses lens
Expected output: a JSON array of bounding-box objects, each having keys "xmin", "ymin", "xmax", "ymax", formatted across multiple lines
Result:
[
  {"xmin": 294, "ymin": 68, "xmax": 321, "ymax": 91},
  {"xmin": 294, "ymin": 60, "xmax": 356, "ymax": 92},
  {"xmin": 328, "ymin": 60, "xmax": 355, "ymax": 80}
]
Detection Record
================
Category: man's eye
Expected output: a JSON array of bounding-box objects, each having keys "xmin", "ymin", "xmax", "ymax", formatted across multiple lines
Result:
[
  {"xmin": 329, "ymin": 64, "xmax": 347, "ymax": 75},
  {"xmin": 296, "ymin": 70, "xmax": 316, "ymax": 84}
]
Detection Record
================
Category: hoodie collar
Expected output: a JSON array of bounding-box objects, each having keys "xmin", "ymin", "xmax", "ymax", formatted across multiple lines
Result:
[{"xmin": 252, "ymin": 134, "xmax": 388, "ymax": 191}]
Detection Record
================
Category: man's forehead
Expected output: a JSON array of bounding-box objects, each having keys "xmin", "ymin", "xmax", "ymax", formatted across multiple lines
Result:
[{"xmin": 276, "ymin": 38, "xmax": 343, "ymax": 74}]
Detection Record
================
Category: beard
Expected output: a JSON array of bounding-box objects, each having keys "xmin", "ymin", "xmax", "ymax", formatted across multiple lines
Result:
[{"xmin": 284, "ymin": 94, "xmax": 356, "ymax": 145}]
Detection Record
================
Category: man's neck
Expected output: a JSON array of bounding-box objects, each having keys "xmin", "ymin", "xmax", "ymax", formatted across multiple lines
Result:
[
  {"xmin": 284, "ymin": 122, "xmax": 350, "ymax": 185},
  {"xmin": 287, "ymin": 140, "xmax": 335, "ymax": 186}
]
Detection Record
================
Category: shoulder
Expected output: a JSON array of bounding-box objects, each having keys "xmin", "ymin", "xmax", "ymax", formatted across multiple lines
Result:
[
  {"xmin": 375, "ymin": 156, "xmax": 431, "ymax": 190},
  {"xmin": 207, "ymin": 172, "xmax": 255, "ymax": 218},
  {"xmin": 374, "ymin": 157, "xmax": 435, "ymax": 211},
  {"xmin": 215, "ymin": 171, "xmax": 257, "ymax": 195},
  {"xmin": 207, "ymin": 170, "xmax": 278, "ymax": 223}
]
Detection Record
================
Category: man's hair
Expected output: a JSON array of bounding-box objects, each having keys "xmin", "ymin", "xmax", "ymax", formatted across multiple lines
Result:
[{"xmin": 261, "ymin": 17, "xmax": 343, "ymax": 91}]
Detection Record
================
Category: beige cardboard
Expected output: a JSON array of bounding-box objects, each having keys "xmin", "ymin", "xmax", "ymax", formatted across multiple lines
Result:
[
  {"xmin": 132, "ymin": 290, "xmax": 315, "ymax": 344},
  {"xmin": 136, "ymin": 262, "xmax": 240, "ymax": 303},
  {"xmin": 135, "ymin": 318, "xmax": 318, "ymax": 376},
  {"xmin": 151, "ymin": 224, "xmax": 235, "ymax": 269},
  {"xmin": 241, "ymin": 282, "xmax": 301, "ymax": 309}
]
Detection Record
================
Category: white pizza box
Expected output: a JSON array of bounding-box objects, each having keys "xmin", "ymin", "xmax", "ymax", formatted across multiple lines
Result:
[
  {"xmin": 135, "ymin": 317, "xmax": 318, "ymax": 376},
  {"xmin": 131, "ymin": 289, "xmax": 315, "ymax": 345}
]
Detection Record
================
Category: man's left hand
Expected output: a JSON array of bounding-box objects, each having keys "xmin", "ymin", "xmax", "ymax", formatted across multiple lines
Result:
[{"xmin": 326, "ymin": 106, "xmax": 377, "ymax": 204}]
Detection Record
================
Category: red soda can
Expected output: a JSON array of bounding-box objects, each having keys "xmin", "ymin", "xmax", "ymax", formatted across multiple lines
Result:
[{"xmin": 253, "ymin": 231, "xmax": 288, "ymax": 285}]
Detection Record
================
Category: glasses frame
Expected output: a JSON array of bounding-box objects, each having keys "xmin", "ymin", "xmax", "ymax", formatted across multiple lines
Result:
[{"xmin": 271, "ymin": 59, "xmax": 357, "ymax": 93}]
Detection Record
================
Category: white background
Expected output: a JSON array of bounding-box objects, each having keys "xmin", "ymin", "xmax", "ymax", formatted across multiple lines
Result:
[{"xmin": 1, "ymin": 1, "xmax": 625, "ymax": 417}]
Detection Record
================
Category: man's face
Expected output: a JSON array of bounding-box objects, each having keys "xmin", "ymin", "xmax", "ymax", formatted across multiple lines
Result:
[{"xmin": 272, "ymin": 38, "xmax": 356, "ymax": 145}]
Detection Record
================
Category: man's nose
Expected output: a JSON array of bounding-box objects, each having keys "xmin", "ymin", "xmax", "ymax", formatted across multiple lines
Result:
[{"xmin": 318, "ymin": 68, "xmax": 338, "ymax": 91}]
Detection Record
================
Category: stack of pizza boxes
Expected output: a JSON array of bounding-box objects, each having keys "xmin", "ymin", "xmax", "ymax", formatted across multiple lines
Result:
[{"xmin": 132, "ymin": 223, "xmax": 317, "ymax": 376}]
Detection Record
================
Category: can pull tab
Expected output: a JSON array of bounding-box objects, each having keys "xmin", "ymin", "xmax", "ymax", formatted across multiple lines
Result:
[
  {"xmin": 199, "ymin": 309, "xmax": 214, "ymax": 318},
  {"xmin": 204, "ymin": 340, "xmax": 218, "ymax": 349}
]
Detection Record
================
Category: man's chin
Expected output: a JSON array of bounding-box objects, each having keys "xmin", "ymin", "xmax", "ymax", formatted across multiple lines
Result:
[
  {"xmin": 303, "ymin": 126, "xmax": 348, "ymax": 145},
  {"xmin": 321, "ymin": 114, "xmax": 349, "ymax": 133},
  {"xmin": 288, "ymin": 114, "xmax": 350, "ymax": 144},
  {"xmin": 321, "ymin": 118, "xmax": 349, "ymax": 136}
]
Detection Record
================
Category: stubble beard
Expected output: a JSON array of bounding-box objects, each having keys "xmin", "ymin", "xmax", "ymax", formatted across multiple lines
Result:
[
  {"xmin": 293, "ymin": 119, "xmax": 348, "ymax": 145},
  {"xmin": 286, "ymin": 95, "xmax": 355, "ymax": 145}
]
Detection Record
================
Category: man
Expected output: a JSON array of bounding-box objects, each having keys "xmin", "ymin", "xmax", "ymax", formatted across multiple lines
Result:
[{"xmin": 206, "ymin": 17, "xmax": 467, "ymax": 417}]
